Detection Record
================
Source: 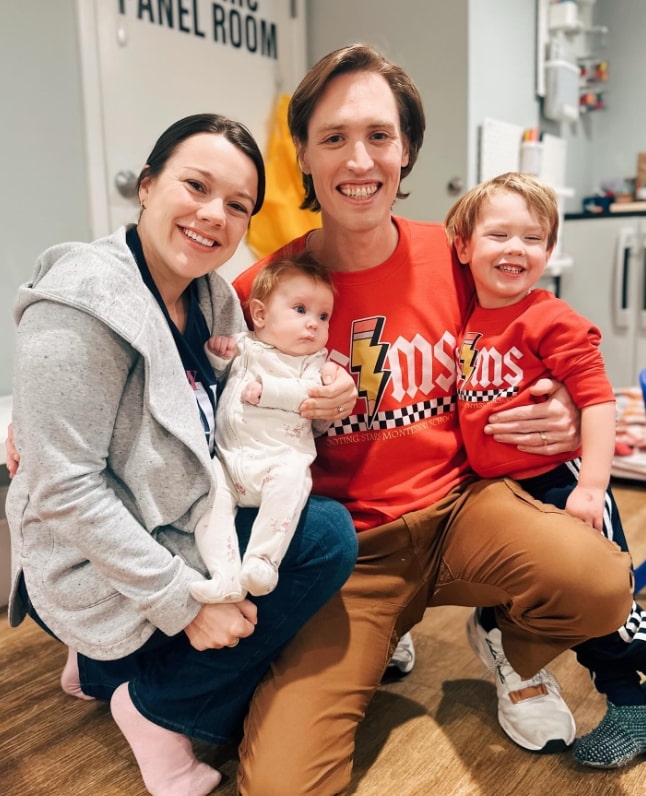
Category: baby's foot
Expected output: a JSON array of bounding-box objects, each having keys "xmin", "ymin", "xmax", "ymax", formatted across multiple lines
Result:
[
  {"xmin": 240, "ymin": 556, "xmax": 278, "ymax": 596},
  {"xmin": 60, "ymin": 647, "xmax": 95, "ymax": 701},
  {"xmin": 190, "ymin": 575, "xmax": 245, "ymax": 604}
]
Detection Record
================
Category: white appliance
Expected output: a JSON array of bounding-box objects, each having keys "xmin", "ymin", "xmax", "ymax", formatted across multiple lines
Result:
[{"xmin": 560, "ymin": 215, "xmax": 646, "ymax": 387}]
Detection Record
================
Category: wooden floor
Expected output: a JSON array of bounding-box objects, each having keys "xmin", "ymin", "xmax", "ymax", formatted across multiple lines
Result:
[{"xmin": 2, "ymin": 480, "xmax": 645, "ymax": 796}]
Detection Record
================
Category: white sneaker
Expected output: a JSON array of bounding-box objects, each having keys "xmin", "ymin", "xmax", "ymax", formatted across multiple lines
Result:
[
  {"xmin": 386, "ymin": 632, "xmax": 416, "ymax": 675},
  {"xmin": 466, "ymin": 610, "xmax": 575, "ymax": 753}
]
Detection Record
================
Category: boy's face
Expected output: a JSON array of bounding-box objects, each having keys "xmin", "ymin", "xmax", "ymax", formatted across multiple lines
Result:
[
  {"xmin": 454, "ymin": 190, "xmax": 553, "ymax": 309},
  {"xmin": 251, "ymin": 274, "xmax": 334, "ymax": 357}
]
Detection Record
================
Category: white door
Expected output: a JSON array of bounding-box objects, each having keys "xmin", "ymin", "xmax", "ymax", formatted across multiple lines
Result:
[{"xmin": 76, "ymin": 0, "xmax": 306, "ymax": 280}]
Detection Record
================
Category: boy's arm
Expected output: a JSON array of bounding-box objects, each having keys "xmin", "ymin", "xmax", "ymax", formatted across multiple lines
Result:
[{"xmin": 565, "ymin": 401, "xmax": 616, "ymax": 531}]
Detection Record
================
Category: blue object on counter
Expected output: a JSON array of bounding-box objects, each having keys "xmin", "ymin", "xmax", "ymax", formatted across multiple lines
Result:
[{"xmin": 582, "ymin": 195, "xmax": 613, "ymax": 214}]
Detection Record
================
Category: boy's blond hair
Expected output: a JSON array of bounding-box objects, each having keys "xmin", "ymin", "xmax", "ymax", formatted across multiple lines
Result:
[
  {"xmin": 444, "ymin": 172, "xmax": 560, "ymax": 252},
  {"xmin": 249, "ymin": 250, "xmax": 335, "ymax": 305}
]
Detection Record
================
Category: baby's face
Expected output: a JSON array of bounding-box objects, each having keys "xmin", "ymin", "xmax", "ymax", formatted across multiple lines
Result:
[{"xmin": 254, "ymin": 273, "xmax": 334, "ymax": 356}]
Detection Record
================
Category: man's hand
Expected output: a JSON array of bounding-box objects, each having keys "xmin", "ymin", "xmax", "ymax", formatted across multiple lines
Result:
[
  {"xmin": 299, "ymin": 363, "xmax": 357, "ymax": 421},
  {"xmin": 484, "ymin": 378, "xmax": 581, "ymax": 455}
]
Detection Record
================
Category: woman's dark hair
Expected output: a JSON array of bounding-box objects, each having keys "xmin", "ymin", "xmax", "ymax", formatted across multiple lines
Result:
[
  {"xmin": 137, "ymin": 113, "xmax": 266, "ymax": 215},
  {"xmin": 288, "ymin": 44, "xmax": 426, "ymax": 212}
]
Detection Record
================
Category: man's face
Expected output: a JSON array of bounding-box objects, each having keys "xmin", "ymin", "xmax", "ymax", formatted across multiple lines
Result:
[{"xmin": 297, "ymin": 70, "xmax": 409, "ymax": 235}]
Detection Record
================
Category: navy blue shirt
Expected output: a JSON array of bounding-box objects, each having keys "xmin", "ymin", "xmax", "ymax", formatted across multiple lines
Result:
[{"xmin": 126, "ymin": 226, "xmax": 218, "ymax": 452}]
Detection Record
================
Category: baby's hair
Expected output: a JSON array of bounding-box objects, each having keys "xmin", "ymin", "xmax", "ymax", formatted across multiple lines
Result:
[
  {"xmin": 444, "ymin": 172, "xmax": 560, "ymax": 251},
  {"xmin": 249, "ymin": 250, "xmax": 335, "ymax": 305}
]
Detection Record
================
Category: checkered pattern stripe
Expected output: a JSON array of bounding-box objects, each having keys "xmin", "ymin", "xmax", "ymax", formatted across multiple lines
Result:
[
  {"xmin": 458, "ymin": 386, "xmax": 518, "ymax": 403},
  {"xmin": 326, "ymin": 395, "xmax": 456, "ymax": 436}
]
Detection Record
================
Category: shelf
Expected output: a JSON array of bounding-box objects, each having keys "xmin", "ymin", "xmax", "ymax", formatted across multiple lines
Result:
[
  {"xmin": 610, "ymin": 201, "xmax": 646, "ymax": 214},
  {"xmin": 538, "ymin": 0, "xmax": 608, "ymax": 121},
  {"xmin": 548, "ymin": 1, "xmax": 579, "ymax": 33}
]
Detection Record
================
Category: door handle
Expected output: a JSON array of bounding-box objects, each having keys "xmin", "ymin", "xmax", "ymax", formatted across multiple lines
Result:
[
  {"xmin": 447, "ymin": 177, "xmax": 465, "ymax": 196},
  {"xmin": 614, "ymin": 228, "xmax": 632, "ymax": 329},
  {"xmin": 115, "ymin": 170, "xmax": 139, "ymax": 199}
]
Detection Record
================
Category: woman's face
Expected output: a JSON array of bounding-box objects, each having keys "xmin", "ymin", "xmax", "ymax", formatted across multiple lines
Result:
[{"xmin": 137, "ymin": 133, "xmax": 258, "ymax": 290}]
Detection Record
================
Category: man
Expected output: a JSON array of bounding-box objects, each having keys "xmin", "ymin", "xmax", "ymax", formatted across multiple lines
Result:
[{"xmin": 232, "ymin": 45, "xmax": 633, "ymax": 796}]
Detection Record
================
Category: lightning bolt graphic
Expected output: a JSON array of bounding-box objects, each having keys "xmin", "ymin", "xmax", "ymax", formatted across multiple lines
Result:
[
  {"xmin": 458, "ymin": 332, "xmax": 482, "ymax": 385},
  {"xmin": 350, "ymin": 317, "xmax": 390, "ymax": 428}
]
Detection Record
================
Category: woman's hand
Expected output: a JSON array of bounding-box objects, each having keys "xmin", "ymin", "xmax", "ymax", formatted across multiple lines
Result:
[
  {"xmin": 484, "ymin": 378, "xmax": 581, "ymax": 455},
  {"xmin": 5, "ymin": 423, "xmax": 19, "ymax": 478},
  {"xmin": 184, "ymin": 599, "xmax": 258, "ymax": 651},
  {"xmin": 300, "ymin": 363, "xmax": 357, "ymax": 421}
]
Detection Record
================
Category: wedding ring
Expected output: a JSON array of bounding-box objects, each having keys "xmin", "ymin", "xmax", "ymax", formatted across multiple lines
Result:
[
  {"xmin": 337, "ymin": 405, "xmax": 344, "ymax": 414},
  {"xmin": 540, "ymin": 432, "xmax": 548, "ymax": 445},
  {"xmin": 227, "ymin": 639, "xmax": 240, "ymax": 648}
]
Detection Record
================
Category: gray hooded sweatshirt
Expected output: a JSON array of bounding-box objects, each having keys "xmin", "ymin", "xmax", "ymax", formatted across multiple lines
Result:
[{"xmin": 6, "ymin": 226, "xmax": 246, "ymax": 659}]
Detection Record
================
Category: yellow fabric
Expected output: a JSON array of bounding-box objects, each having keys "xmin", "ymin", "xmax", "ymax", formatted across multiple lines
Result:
[{"xmin": 246, "ymin": 94, "xmax": 321, "ymax": 258}]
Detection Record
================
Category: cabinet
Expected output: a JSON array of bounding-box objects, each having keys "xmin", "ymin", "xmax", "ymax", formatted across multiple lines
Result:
[{"xmin": 560, "ymin": 216, "xmax": 646, "ymax": 386}]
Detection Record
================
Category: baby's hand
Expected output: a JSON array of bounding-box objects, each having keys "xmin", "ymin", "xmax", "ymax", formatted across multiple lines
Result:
[
  {"xmin": 207, "ymin": 335, "xmax": 237, "ymax": 360},
  {"xmin": 241, "ymin": 379, "xmax": 262, "ymax": 405}
]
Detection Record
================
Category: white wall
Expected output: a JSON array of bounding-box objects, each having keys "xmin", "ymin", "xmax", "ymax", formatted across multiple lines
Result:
[
  {"xmin": 555, "ymin": 0, "xmax": 646, "ymax": 211},
  {"xmin": 0, "ymin": 0, "xmax": 91, "ymax": 396},
  {"xmin": 592, "ymin": 0, "xmax": 646, "ymax": 193},
  {"xmin": 467, "ymin": 0, "xmax": 539, "ymax": 182}
]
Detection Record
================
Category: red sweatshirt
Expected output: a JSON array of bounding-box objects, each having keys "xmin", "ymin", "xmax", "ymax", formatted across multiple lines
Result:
[{"xmin": 234, "ymin": 217, "xmax": 475, "ymax": 530}]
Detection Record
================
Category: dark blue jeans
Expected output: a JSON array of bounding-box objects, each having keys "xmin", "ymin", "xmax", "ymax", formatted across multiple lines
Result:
[{"xmin": 26, "ymin": 495, "xmax": 357, "ymax": 744}]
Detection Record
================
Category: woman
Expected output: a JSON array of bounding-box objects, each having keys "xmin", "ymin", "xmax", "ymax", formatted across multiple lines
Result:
[{"xmin": 5, "ymin": 114, "xmax": 358, "ymax": 796}]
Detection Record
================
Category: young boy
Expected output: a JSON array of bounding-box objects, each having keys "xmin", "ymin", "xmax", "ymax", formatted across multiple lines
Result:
[
  {"xmin": 444, "ymin": 171, "xmax": 646, "ymax": 768},
  {"xmin": 190, "ymin": 251, "xmax": 336, "ymax": 604}
]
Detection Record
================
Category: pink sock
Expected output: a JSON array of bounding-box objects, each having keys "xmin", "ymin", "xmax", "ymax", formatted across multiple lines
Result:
[
  {"xmin": 110, "ymin": 683, "xmax": 222, "ymax": 796},
  {"xmin": 60, "ymin": 647, "xmax": 95, "ymax": 701}
]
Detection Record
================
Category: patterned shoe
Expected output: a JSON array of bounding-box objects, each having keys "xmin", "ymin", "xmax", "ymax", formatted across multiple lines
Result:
[
  {"xmin": 466, "ymin": 609, "xmax": 575, "ymax": 753},
  {"xmin": 573, "ymin": 701, "xmax": 646, "ymax": 768}
]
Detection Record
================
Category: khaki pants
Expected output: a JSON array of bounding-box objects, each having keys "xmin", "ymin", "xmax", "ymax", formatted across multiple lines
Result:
[{"xmin": 238, "ymin": 478, "xmax": 633, "ymax": 796}]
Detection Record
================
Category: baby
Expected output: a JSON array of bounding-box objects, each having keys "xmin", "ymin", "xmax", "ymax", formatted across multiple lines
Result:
[{"xmin": 191, "ymin": 251, "xmax": 336, "ymax": 603}]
